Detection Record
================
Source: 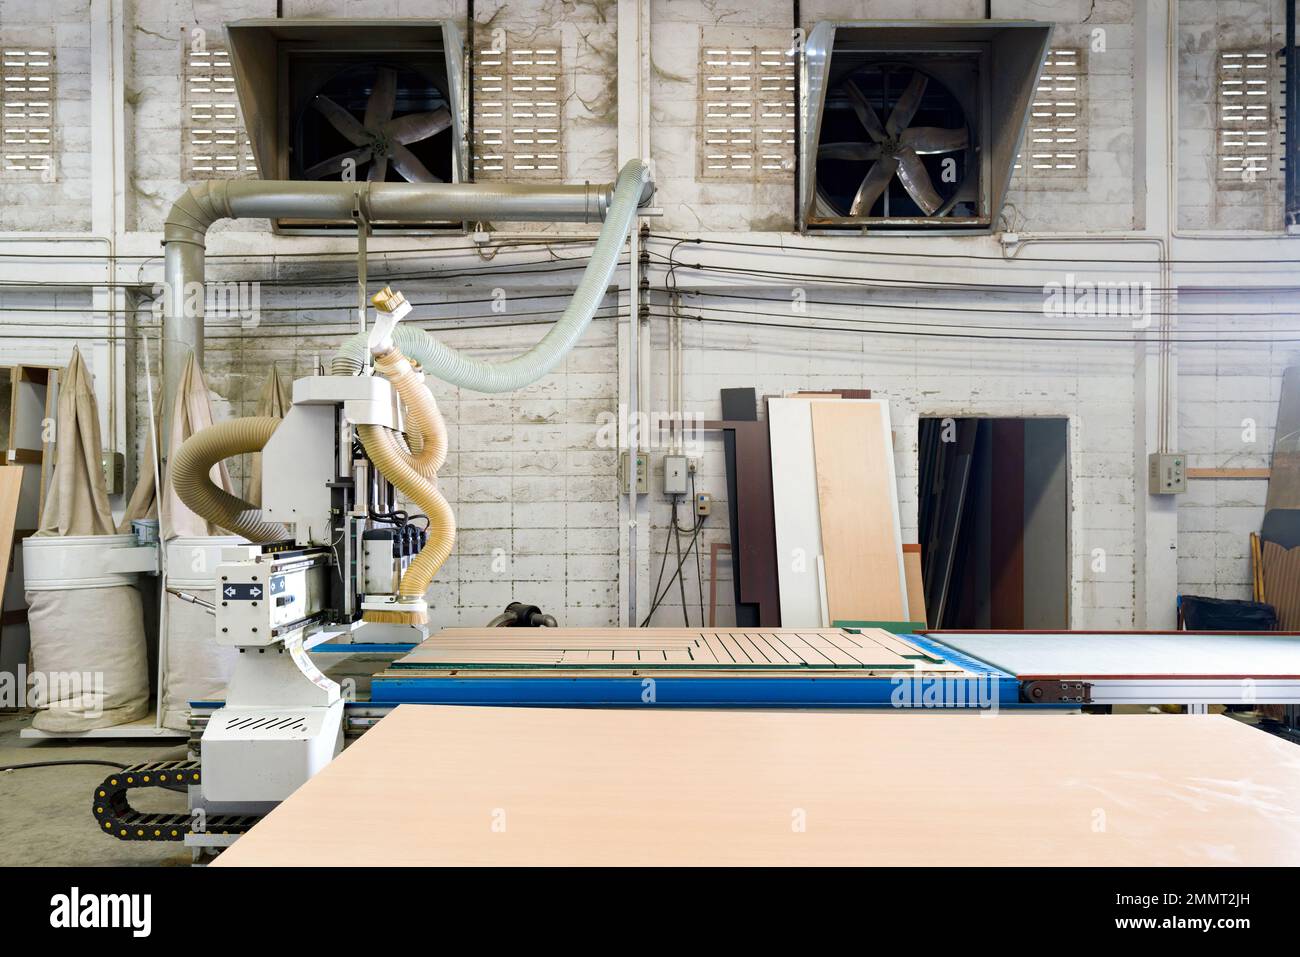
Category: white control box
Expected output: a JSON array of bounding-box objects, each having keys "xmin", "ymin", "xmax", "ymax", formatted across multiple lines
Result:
[{"xmin": 663, "ymin": 455, "xmax": 688, "ymax": 495}]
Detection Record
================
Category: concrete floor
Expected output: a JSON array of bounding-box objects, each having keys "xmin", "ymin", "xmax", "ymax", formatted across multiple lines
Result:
[
  {"xmin": 0, "ymin": 652, "xmax": 385, "ymax": 867},
  {"xmin": 0, "ymin": 712, "xmax": 191, "ymax": 866}
]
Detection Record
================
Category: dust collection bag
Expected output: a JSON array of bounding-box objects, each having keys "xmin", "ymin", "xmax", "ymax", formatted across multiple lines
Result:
[{"xmin": 26, "ymin": 348, "xmax": 148, "ymax": 731}]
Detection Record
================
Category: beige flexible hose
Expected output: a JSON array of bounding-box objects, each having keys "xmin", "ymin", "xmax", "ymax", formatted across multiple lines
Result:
[
  {"xmin": 171, "ymin": 416, "xmax": 288, "ymax": 543},
  {"xmin": 361, "ymin": 348, "xmax": 455, "ymax": 603},
  {"xmin": 358, "ymin": 424, "xmax": 455, "ymax": 601},
  {"xmin": 372, "ymin": 349, "xmax": 447, "ymax": 476}
]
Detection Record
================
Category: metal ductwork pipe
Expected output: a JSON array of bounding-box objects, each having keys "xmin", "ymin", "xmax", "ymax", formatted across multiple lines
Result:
[{"xmin": 158, "ymin": 169, "xmax": 655, "ymax": 437}]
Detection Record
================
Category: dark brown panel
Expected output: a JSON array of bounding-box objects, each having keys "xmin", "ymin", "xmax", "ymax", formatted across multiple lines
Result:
[{"xmin": 731, "ymin": 420, "xmax": 781, "ymax": 627}]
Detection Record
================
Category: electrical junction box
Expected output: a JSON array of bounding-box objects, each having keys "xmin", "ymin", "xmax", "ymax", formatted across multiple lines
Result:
[
  {"xmin": 1148, "ymin": 452, "xmax": 1186, "ymax": 495},
  {"xmin": 101, "ymin": 451, "xmax": 125, "ymax": 495},
  {"xmin": 619, "ymin": 451, "xmax": 649, "ymax": 495},
  {"xmin": 695, "ymin": 492, "xmax": 712, "ymax": 517},
  {"xmin": 663, "ymin": 455, "xmax": 688, "ymax": 496}
]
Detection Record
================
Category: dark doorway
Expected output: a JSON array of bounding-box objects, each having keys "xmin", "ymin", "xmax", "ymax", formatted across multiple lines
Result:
[{"xmin": 918, "ymin": 417, "xmax": 1069, "ymax": 629}]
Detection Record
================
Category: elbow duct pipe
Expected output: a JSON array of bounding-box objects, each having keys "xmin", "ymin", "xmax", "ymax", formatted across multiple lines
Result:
[
  {"xmin": 161, "ymin": 161, "xmax": 652, "ymax": 602},
  {"xmin": 329, "ymin": 160, "xmax": 650, "ymax": 391}
]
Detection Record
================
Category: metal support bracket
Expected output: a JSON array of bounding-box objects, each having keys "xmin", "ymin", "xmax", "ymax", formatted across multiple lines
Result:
[{"xmin": 1021, "ymin": 680, "xmax": 1092, "ymax": 705}]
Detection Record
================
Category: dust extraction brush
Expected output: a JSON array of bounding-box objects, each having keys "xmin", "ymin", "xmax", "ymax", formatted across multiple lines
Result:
[{"xmin": 362, "ymin": 595, "xmax": 428, "ymax": 626}]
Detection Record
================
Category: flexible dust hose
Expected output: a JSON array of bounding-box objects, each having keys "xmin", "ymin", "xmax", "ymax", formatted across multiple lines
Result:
[
  {"xmin": 171, "ymin": 417, "xmax": 288, "ymax": 543},
  {"xmin": 371, "ymin": 348, "xmax": 446, "ymax": 476},
  {"xmin": 330, "ymin": 159, "xmax": 651, "ymax": 391},
  {"xmin": 357, "ymin": 424, "xmax": 455, "ymax": 602},
  {"xmin": 360, "ymin": 345, "xmax": 454, "ymax": 607}
]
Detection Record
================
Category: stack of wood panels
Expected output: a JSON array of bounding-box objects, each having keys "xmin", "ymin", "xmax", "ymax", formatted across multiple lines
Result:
[
  {"xmin": 716, "ymin": 388, "xmax": 879, "ymax": 628},
  {"xmin": 769, "ymin": 396, "xmax": 922, "ymax": 628}
]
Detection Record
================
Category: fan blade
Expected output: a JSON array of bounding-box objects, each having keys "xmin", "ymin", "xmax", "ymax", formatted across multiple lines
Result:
[
  {"xmin": 390, "ymin": 142, "xmax": 440, "ymax": 183},
  {"xmin": 901, "ymin": 126, "xmax": 967, "ymax": 154},
  {"xmin": 895, "ymin": 147, "xmax": 943, "ymax": 215},
  {"xmin": 367, "ymin": 153, "xmax": 389, "ymax": 182},
  {"xmin": 814, "ymin": 188, "xmax": 839, "ymax": 218},
  {"xmin": 885, "ymin": 72, "xmax": 928, "ymax": 137},
  {"xmin": 383, "ymin": 108, "xmax": 453, "ymax": 145},
  {"xmin": 849, "ymin": 156, "xmax": 898, "ymax": 216},
  {"xmin": 303, "ymin": 147, "xmax": 373, "ymax": 180},
  {"xmin": 312, "ymin": 95, "xmax": 369, "ymax": 146},
  {"xmin": 364, "ymin": 68, "xmax": 398, "ymax": 130},
  {"xmin": 843, "ymin": 80, "xmax": 886, "ymax": 142},
  {"xmin": 818, "ymin": 142, "xmax": 881, "ymax": 162}
]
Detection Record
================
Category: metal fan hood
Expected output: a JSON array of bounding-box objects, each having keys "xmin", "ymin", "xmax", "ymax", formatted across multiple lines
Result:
[
  {"xmin": 223, "ymin": 18, "xmax": 466, "ymax": 188},
  {"xmin": 800, "ymin": 19, "xmax": 1053, "ymax": 233}
]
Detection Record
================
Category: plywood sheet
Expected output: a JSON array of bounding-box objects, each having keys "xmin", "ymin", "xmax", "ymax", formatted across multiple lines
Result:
[
  {"xmin": 768, "ymin": 399, "xmax": 824, "ymax": 626},
  {"xmin": 902, "ymin": 544, "xmax": 927, "ymax": 626},
  {"xmin": 395, "ymin": 627, "xmax": 956, "ymax": 673},
  {"xmin": 810, "ymin": 401, "xmax": 907, "ymax": 622},
  {"xmin": 213, "ymin": 707, "xmax": 1300, "ymax": 867},
  {"xmin": 0, "ymin": 466, "xmax": 23, "ymax": 606}
]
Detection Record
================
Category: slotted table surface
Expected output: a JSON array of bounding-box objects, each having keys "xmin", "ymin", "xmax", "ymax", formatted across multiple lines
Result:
[
  {"xmin": 213, "ymin": 706, "xmax": 1300, "ymax": 866},
  {"xmin": 392, "ymin": 627, "xmax": 961, "ymax": 672}
]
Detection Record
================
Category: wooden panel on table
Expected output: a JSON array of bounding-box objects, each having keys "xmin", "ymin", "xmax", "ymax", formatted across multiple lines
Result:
[
  {"xmin": 395, "ymin": 628, "xmax": 971, "ymax": 673},
  {"xmin": 810, "ymin": 401, "xmax": 907, "ymax": 622},
  {"xmin": 747, "ymin": 633, "xmax": 798, "ymax": 665},
  {"xmin": 768, "ymin": 399, "xmax": 824, "ymax": 627},
  {"xmin": 213, "ymin": 707, "xmax": 1300, "ymax": 867}
]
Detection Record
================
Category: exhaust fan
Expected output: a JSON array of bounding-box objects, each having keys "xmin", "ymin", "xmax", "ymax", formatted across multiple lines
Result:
[
  {"xmin": 224, "ymin": 19, "xmax": 466, "ymax": 233},
  {"xmin": 800, "ymin": 20, "xmax": 1052, "ymax": 233}
]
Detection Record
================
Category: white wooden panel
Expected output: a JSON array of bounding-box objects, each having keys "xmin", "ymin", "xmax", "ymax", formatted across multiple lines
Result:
[{"xmin": 768, "ymin": 398, "xmax": 824, "ymax": 627}]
